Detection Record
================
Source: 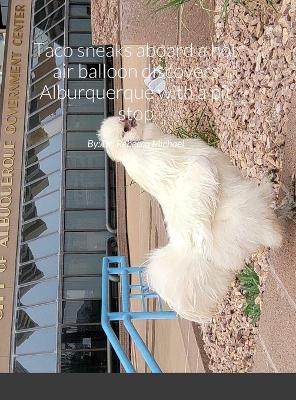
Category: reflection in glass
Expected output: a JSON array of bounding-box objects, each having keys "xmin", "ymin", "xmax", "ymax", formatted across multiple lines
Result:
[
  {"xmin": 65, "ymin": 210, "xmax": 105, "ymax": 231},
  {"xmin": 64, "ymin": 254, "xmax": 104, "ymax": 276},
  {"xmin": 27, "ymin": 116, "xmax": 62, "ymax": 146},
  {"xmin": 20, "ymin": 233, "xmax": 59, "ymax": 264},
  {"xmin": 25, "ymin": 152, "xmax": 61, "ymax": 184},
  {"xmin": 34, "ymin": 0, "xmax": 54, "ymax": 13},
  {"xmin": 18, "ymin": 255, "xmax": 59, "ymax": 285},
  {"xmin": 28, "ymin": 101, "xmax": 62, "ymax": 132},
  {"xmin": 16, "ymin": 302, "xmax": 57, "ymax": 331},
  {"xmin": 18, "ymin": 278, "xmax": 58, "ymax": 307},
  {"xmin": 23, "ymin": 191, "xmax": 60, "ymax": 221},
  {"xmin": 24, "ymin": 171, "xmax": 61, "ymax": 203},
  {"xmin": 34, "ymin": 3, "xmax": 64, "ymax": 30},
  {"xmin": 30, "ymin": 76, "xmax": 63, "ymax": 102},
  {"xmin": 62, "ymin": 300, "xmax": 101, "ymax": 324},
  {"xmin": 32, "ymin": 35, "xmax": 64, "ymax": 68},
  {"xmin": 14, "ymin": 353, "xmax": 57, "ymax": 373},
  {"xmin": 15, "ymin": 327, "xmax": 57, "ymax": 355},
  {"xmin": 66, "ymin": 170, "xmax": 105, "ymax": 189},
  {"xmin": 65, "ymin": 190, "xmax": 105, "ymax": 209},
  {"xmin": 34, "ymin": 19, "xmax": 65, "ymax": 45},
  {"xmin": 26, "ymin": 134, "xmax": 62, "ymax": 167},
  {"xmin": 64, "ymin": 232, "xmax": 111, "ymax": 252},
  {"xmin": 61, "ymin": 350, "xmax": 107, "ymax": 373},
  {"xmin": 22, "ymin": 211, "xmax": 59, "ymax": 242},
  {"xmin": 66, "ymin": 151, "xmax": 105, "ymax": 169},
  {"xmin": 31, "ymin": 55, "xmax": 63, "ymax": 84},
  {"xmin": 62, "ymin": 325, "xmax": 106, "ymax": 351},
  {"xmin": 63, "ymin": 277, "xmax": 101, "ymax": 300}
]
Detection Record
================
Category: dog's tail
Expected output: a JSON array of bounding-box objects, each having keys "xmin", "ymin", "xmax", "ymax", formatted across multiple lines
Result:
[{"xmin": 145, "ymin": 243, "xmax": 235, "ymax": 324}]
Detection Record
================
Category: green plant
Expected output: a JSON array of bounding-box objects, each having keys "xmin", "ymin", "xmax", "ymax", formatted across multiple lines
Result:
[
  {"xmin": 148, "ymin": 0, "xmax": 276, "ymax": 19},
  {"xmin": 174, "ymin": 111, "xmax": 219, "ymax": 147},
  {"xmin": 239, "ymin": 263, "xmax": 261, "ymax": 324},
  {"xmin": 147, "ymin": 0, "xmax": 191, "ymax": 11}
]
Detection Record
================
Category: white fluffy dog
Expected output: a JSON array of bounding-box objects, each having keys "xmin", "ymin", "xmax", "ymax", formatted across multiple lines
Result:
[{"xmin": 99, "ymin": 115, "xmax": 283, "ymax": 323}]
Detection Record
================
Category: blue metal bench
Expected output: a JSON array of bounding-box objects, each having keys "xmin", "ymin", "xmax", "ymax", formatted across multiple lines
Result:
[{"xmin": 101, "ymin": 256, "xmax": 177, "ymax": 373}]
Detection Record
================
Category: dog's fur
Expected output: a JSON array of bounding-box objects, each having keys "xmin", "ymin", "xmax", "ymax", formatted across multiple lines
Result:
[{"xmin": 99, "ymin": 116, "xmax": 282, "ymax": 323}]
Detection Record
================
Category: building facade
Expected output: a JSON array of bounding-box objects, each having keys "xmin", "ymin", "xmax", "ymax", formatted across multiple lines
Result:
[{"xmin": 0, "ymin": 0, "xmax": 119, "ymax": 373}]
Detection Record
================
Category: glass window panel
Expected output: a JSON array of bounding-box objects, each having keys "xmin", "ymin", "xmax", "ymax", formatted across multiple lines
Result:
[
  {"xmin": 66, "ymin": 151, "xmax": 105, "ymax": 169},
  {"xmin": 61, "ymin": 350, "xmax": 107, "ymax": 373},
  {"xmin": 20, "ymin": 233, "xmax": 59, "ymax": 264},
  {"xmin": 62, "ymin": 325, "xmax": 106, "ymax": 351},
  {"xmin": 69, "ymin": 5, "xmax": 91, "ymax": 17},
  {"xmin": 23, "ymin": 192, "xmax": 60, "ymax": 222},
  {"xmin": 64, "ymin": 231, "xmax": 111, "ymax": 252},
  {"xmin": 66, "ymin": 131, "xmax": 101, "ymax": 150},
  {"xmin": 16, "ymin": 302, "xmax": 57, "ymax": 331},
  {"xmin": 25, "ymin": 153, "xmax": 61, "ymax": 184},
  {"xmin": 15, "ymin": 327, "xmax": 57, "ymax": 355},
  {"xmin": 0, "ymin": 5, "xmax": 8, "ymax": 26},
  {"xmin": 69, "ymin": 18, "xmax": 91, "ymax": 32},
  {"xmin": 65, "ymin": 189, "xmax": 105, "ymax": 209},
  {"xmin": 70, "ymin": 0, "xmax": 91, "ymax": 3},
  {"xmin": 24, "ymin": 171, "xmax": 61, "ymax": 203},
  {"xmin": 69, "ymin": 33, "xmax": 92, "ymax": 47},
  {"xmin": 17, "ymin": 278, "xmax": 58, "ymax": 307},
  {"xmin": 32, "ymin": 35, "xmax": 64, "ymax": 68},
  {"xmin": 18, "ymin": 255, "xmax": 59, "ymax": 285},
  {"xmin": 62, "ymin": 300, "xmax": 101, "ymax": 324},
  {"xmin": 14, "ymin": 353, "xmax": 57, "ymax": 373},
  {"xmin": 28, "ymin": 101, "xmax": 62, "ymax": 132},
  {"xmin": 67, "ymin": 114, "xmax": 103, "ymax": 131},
  {"xmin": 65, "ymin": 211, "xmax": 105, "ymax": 231},
  {"xmin": 34, "ymin": 19, "xmax": 65, "ymax": 43},
  {"xmin": 22, "ymin": 211, "xmax": 59, "ymax": 242},
  {"xmin": 68, "ymin": 48, "xmax": 104, "ymax": 63},
  {"xmin": 31, "ymin": 57, "xmax": 63, "ymax": 84},
  {"xmin": 66, "ymin": 170, "xmax": 104, "ymax": 189},
  {"xmin": 64, "ymin": 254, "xmax": 104, "ymax": 276},
  {"xmin": 67, "ymin": 97, "xmax": 104, "ymax": 113},
  {"xmin": 26, "ymin": 134, "xmax": 62, "ymax": 167},
  {"xmin": 30, "ymin": 75, "xmax": 62, "ymax": 100},
  {"xmin": 29, "ymin": 93, "xmax": 55, "ymax": 115},
  {"xmin": 27, "ymin": 116, "xmax": 62, "ymax": 147},
  {"xmin": 63, "ymin": 277, "xmax": 101, "ymax": 300},
  {"xmin": 34, "ymin": 0, "xmax": 52, "ymax": 13},
  {"xmin": 32, "ymin": 49, "xmax": 64, "ymax": 72},
  {"xmin": 68, "ymin": 79, "xmax": 104, "ymax": 93},
  {"xmin": 34, "ymin": 1, "xmax": 64, "ymax": 26}
]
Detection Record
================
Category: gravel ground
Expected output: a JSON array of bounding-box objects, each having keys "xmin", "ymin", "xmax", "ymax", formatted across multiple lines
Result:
[{"xmin": 149, "ymin": 0, "xmax": 296, "ymax": 372}]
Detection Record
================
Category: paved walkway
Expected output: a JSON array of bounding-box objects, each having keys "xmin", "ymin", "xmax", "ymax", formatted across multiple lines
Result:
[
  {"xmin": 92, "ymin": 0, "xmax": 213, "ymax": 46},
  {"xmin": 252, "ymin": 96, "xmax": 296, "ymax": 373},
  {"xmin": 121, "ymin": 48, "xmax": 205, "ymax": 372}
]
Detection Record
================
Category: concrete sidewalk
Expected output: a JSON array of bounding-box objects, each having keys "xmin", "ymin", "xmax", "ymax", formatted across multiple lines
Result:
[
  {"xmin": 92, "ymin": 0, "xmax": 214, "ymax": 46},
  {"xmin": 121, "ymin": 47, "xmax": 205, "ymax": 372},
  {"xmin": 252, "ymin": 96, "xmax": 296, "ymax": 373}
]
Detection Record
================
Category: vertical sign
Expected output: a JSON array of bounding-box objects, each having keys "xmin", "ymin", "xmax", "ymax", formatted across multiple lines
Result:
[{"xmin": 0, "ymin": 1, "xmax": 32, "ymax": 372}]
